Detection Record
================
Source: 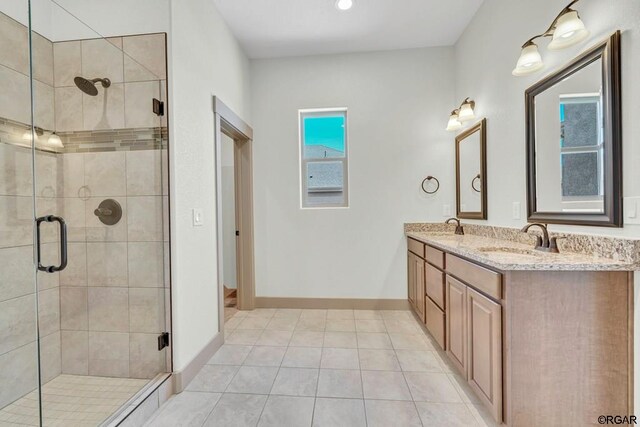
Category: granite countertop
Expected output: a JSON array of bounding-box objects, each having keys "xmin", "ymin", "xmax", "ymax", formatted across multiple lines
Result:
[{"xmin": 406, "ymin": 231, "xmax": 638, "ymax": 272}]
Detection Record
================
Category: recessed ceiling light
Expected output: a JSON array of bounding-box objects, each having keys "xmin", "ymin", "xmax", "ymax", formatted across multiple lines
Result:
[{"xmin": 335, "ymin": 0, "xmax": 353, "ymax": 11}]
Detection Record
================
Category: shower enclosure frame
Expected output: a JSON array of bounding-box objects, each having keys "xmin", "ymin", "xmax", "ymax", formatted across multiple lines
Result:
[{"xmin": 1, "ymin": 3, "xmax": 176, "ymax": 424}]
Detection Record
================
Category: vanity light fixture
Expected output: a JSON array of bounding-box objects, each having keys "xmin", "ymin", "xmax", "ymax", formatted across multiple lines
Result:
[
  {"xmin": 512, "ymin": 0, "xmax": 589, "ymax": 77},
  {"xmin": 446, "ymin": 98, "xmax": 476, "ymax": 131},
  {"xmin": 335, "ymin": 0, "xmax": 353, "ymax": 11}
]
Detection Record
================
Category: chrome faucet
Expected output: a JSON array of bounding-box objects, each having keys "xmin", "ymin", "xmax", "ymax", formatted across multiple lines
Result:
[
  {"xmin": 520, "ymin": 223, "xmax": 562, "ymax": 253},
  {"xmin": 446, "ymin": 218, "xmax": 464, "ymax": 235}
]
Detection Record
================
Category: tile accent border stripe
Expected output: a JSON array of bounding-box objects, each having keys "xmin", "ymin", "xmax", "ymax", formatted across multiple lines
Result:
[
  {"xmin": 254, "ymin": 297, "xmax": 411, "ymax": 310},
  {"xmin": 0, "ymin": 116, "xmax": 167, "ymax": 154}
]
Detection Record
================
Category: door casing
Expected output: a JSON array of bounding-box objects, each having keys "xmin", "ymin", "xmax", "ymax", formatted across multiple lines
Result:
[{"xmin": 213, "ymin": 97, "xmax": 255, "ymax": 332}]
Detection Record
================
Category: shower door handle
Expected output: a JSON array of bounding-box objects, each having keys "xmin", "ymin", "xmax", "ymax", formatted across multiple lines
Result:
[{"xmin": 36, "ymin": 215, "xmax": 68, "ymax": 273}]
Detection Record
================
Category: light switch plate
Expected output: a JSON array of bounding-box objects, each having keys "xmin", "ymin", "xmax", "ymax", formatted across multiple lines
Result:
[
  {"xmin": 443, "ymin": 204, "xmax": 452, "ymax": 217},
  {"xmin": 512, "ymin": 202, "xmax": 521, "ymax": 220},
  {"xmin": 624, "ymin": 197, "xmax": 640, "ymax": 224},
  {"xmin": 192, "ymin": 208, "xmax": 204, "ymax": 226}
]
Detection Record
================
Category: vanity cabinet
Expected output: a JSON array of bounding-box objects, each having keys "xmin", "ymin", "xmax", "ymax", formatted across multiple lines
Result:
[
  {"xmin": 409, "ymin": 239, "xmax": 504, "ymax": 422},
  {"xmin": 407, "ymin": 243, "xmax": 426, "ymax": 322},
  {"xmin": 407, "ymin": 234, "xmax": 633, "ymax": 426}
]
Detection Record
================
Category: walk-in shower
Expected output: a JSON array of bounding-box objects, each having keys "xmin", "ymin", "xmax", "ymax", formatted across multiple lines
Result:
[
  {"xmin": 73, "ymin": 76, "xmax": 111, "ymax": 96},
  {"xmin": 0, "ymin": 2, "xmax": 171, "ymax": 426}
]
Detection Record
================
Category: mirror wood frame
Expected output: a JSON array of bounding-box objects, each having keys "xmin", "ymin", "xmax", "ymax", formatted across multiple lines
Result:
[
  {"xmin": 525, "ymin": 31, "xmax": 622, "ymax": 227},
  {"xmin": 456, "ymin": 118, "xmax": 487, "ymax": 219}
]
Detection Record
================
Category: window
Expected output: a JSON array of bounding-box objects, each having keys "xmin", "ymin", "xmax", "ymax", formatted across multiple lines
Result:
[
  {"xmin": 299, "ymin": 108, "xmax": 348, "ymax": 208},
  {"xmin": 559, "ymin": 93, "xmax": 604, "ymax": 211}
]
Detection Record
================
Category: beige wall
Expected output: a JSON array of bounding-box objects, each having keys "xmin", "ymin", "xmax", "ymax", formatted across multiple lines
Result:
[
  {"xmin": 167, "ymin": 0, "xmax": 252, "ymax": 372},
  {"xmin": 250, "ymin": 47, "xmax": 455, "ymax": 299}
]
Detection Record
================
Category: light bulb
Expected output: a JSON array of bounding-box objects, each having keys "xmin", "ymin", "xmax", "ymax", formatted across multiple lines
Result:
[
  {"xmin": 446, "ymin": 111, "xmax": 462, "ymax": 132},
  {"xmin": 47, "ymin": 133, "xmax": 64, "ymax": 148},
  {"xmin": 458, "ymin": 100, "xmax": 475, "ymax": 122},
  {"xmin": 336, "ymin": 0, "xmax": 353, "ymax": 11},
  {"xmin": 548, "ymin": 10, "xmax": 589, "ymax": 51},
  {"xmin": 512, "ymin": 43, "xmax": 544, "ymax": 77},
  {"xmin": 22, "ymin": 129, "xmax": 38, "ymax": 142}
]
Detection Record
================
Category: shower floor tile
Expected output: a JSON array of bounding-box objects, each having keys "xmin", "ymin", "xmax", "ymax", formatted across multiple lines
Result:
[{"xmin": 0, "ymin": 374, "xmax": 149, "ymax": 426}]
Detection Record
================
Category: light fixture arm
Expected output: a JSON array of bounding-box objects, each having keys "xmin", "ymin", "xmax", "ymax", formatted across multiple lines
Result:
[
  {"xmin": 459, "ymin": 97, "xmax": 475, "ymax": 110},
  {"xmin": 451, "ymin": 97, "xmax": 475, "ymax": 112},
  {"xmin": 520, "ymin": 0, "xmax": 582, "ymax": 48}
]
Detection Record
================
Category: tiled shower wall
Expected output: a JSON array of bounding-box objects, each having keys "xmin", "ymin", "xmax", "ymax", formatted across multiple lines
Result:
[
  {"xmin": 0, "ymin": 11, "xmax": 167, "ymax": 134},
  {"xmin": 0, "ymin": 12, "xmax": 54, "ymax": 130},
  {"xmin": 58, "ymin": 148, "xmax": 169, "ymax": 379},
  {"xmin": 53, "ymin": 33, "xmax": 167, "ymax": 132},
  {"xmin": 0, "ymin": 11, "xmax": 169, "ymax": 409}
]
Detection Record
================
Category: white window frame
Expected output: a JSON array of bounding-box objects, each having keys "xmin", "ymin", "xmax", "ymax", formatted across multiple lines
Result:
[
  {"xmin": 299, "ymin": 108, "xmax": 349, "ymax": 209},
  {"xmin": 558, "ymin": 93, "xmax": 604, "ymax": 212}
]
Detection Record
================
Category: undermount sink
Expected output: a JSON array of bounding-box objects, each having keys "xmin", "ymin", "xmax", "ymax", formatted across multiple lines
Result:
[{"xmin": 476, "ymin": 246, "xmax": 542, "ymax": 257}]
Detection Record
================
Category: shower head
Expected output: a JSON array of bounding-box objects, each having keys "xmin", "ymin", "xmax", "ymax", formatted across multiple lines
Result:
[{"xmin": 73, "ymin": 76, "xmax": 111, "ymax": 96}]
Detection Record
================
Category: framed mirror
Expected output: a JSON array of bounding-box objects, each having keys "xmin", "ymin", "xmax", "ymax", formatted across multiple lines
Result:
[
  {"xmin": 526, "ymin": 31, "xmax": 622, "ymax": 227},
  {"xmin": 456, "ymin": 118, "xmax": 487, "ymax": 219}
]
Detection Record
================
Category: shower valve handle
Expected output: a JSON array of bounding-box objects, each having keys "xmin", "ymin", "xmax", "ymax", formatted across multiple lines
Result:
[{"xmin": 94, "ymin": 207, "xmax": 113, "ymax": 217}]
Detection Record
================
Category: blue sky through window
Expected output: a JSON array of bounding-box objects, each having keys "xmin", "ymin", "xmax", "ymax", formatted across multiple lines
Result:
[{"xmin": 303, "ymin": 116, "xmax": 345, "ymax": 153}]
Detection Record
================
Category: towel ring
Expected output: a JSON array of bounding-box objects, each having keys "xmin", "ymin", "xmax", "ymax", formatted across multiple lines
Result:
[
  {"xmin": 421, "ymin": 176, "xmax": 440, "ymax": 195},
  {"xmin": 471, "ymin": 174, "xmax": 481, "ymax": 193}
]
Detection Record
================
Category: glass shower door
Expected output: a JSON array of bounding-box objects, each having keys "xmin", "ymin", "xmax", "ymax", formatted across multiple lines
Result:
[
  {"xmin": 1, "ymin": 1, "xmax": 170, "ymax": 424},
  {"xmin": 0, "ymin": 2, "xmax": 43, "ymax": 426}
]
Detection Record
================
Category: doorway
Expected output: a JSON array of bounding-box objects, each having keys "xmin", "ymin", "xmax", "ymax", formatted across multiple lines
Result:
[
  {"xmin": 221, "ymin": 133, "xmax": 238, "ymax": 321},
  {"xmin": 214, "ymin": 97, "xmax": 255, "ymax": 331}
]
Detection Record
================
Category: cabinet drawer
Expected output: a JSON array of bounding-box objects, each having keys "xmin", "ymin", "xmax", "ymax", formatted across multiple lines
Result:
[
  {"xmin": 408, "ymin": 238, "xmax": 425, "ymax": 258},
  {"xmin": 426, "ymin": 298, "xmax": 445, "ymax": 350},
  {"xmin": 426, "ymin": 264, "xmax": 445, "ymax": 310},
  {"xmin": 426, "ymin": 246, "xmax": 445, "ymax": 269},
  {"xmin": 446, "ymin": 254, "xmax": 502, "ymax": 300}
]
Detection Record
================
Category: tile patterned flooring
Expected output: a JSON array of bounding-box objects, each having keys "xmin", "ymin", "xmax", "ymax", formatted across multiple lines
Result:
[
  {"xmin": 0, "ymin": 375, "xmax": 149, "ymax": 427},
  {"xmin": 147, "ymin": 309, "xmax": 499, "ymax": 427}
]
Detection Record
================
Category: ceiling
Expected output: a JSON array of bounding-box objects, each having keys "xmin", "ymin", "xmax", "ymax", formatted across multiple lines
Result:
[{"xmin": 213, "ymin": 0, "xmax": 485, "ymax": 59}]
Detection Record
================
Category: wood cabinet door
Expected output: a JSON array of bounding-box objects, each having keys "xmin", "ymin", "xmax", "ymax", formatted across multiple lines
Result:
[
  {"xmin": 467, "ymin": 286, "xmax": 502, "ymax": 423},
  {"xmin": 407, "ymin": 252, "xmax": 416, "ymax": 306},
  {"xmin": 446, "ymin": 275, "xmax": 467, "ymax": 377},
  {"xmin": 414, "ymin": 258, "xmax": 426, "ymax": 323}
]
